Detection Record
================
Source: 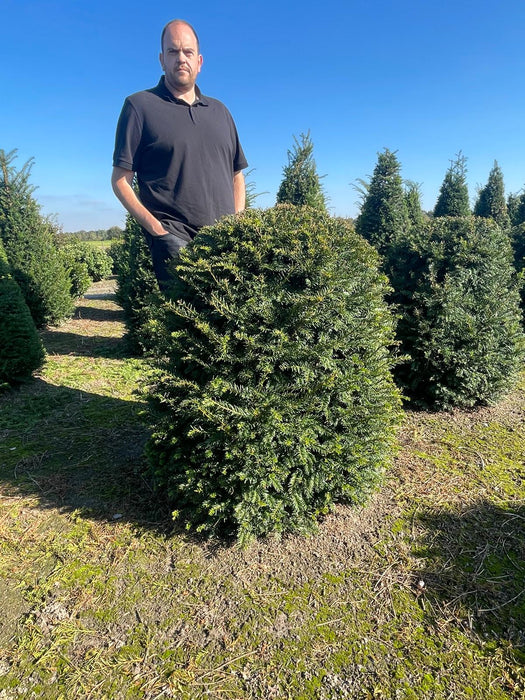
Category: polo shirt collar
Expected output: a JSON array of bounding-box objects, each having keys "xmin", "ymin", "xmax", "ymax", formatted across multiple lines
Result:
[{"xmin": 157, "ymin": 76, "xmax": 209, "ymax": 106}]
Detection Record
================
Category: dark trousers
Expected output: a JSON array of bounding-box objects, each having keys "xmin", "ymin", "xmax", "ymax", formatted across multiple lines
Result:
[{"xmin": 144, "ymin": 231, "xmax": 188, "ymax": 292}]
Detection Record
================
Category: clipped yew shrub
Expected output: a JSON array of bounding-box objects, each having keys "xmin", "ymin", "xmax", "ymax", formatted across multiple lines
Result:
[
  {"xmin": 510, "ymin": 223, "xmax": 525, "ymax": 311},
  {"xmin": 58, "ymin": 240, "xmax": 113, "ymax": 282},
  {"xmin": 145, "ymin": 205, "xmax": 401, "ymax": 543},
  {"xmin": 57, "ymin": 244, "xmax": 92, "ymax": 298},
  {"xmin": 115, "ymin": 214, "xmax": 161, "ymax": 354},
  {"xmin": 0, "ymin": 239, "xmax": 45, "ymax": 388},
  {"xmin": 391, "ymin": 216, "xmax": 524, "ymax": 408},
  {"xmin": 0, "ymin": 150, "xmax": 74, "ymax": 327}
]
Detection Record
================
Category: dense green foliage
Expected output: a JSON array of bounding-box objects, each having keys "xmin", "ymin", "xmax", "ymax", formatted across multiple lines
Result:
[
  {"xmin": 57, "ymin": 239, "xmax": 113, "ymax": 283},
  {"xmin": 0, "ymin": 150, "xmax": 73, "ymax": 327},
  {"xmin": 434, "ymin": 153, "xmax": 471, "ymax": 218},
  {"xmin": 355, "ymin": 149, "xmax": 409, "ymax": 251},
  {"xmin": 115, "ymin": 214, "xmax": 161, "ymax": 354},
  {"xmin": 404, "ymin": 181, "xmax": 426, "ymax": 230},
  {"xmin": 391, "ymin": 216, "xmax": 524, "ymax": 408},
  {"xmin": 473, "ymin": 161, "xmax": 510, "ymax": 230},
  {"xmin": 276, "ymin": 132, "xmax": 327, "ymax": 211},
  {"xmin": 145, "ymin": 205, "xmax": 401, "ymax": 543},
  {"xmin": 0, "ymin": 238, "xmax": 45, "ymax": 387},
  {"xmin": 508, "ymin": 191, "xmax": 525, "ymax": 227},
  {"xmin": 510, "ymin": 222, "xmax": 525, "ymax": 310}
]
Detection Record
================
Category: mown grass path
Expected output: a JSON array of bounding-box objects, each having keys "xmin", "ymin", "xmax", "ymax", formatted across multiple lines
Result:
[{"xmin": 0, "ymin": 279, "xmax": 524, "ymax": 699}]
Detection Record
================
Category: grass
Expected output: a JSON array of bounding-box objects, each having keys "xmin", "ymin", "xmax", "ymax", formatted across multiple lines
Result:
[{"xmin": 0, "ymin": 278, "xmax": 524, "ymax": 699}]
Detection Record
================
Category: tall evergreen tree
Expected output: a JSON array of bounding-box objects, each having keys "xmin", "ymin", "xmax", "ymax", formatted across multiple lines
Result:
[
  {"xmin": 276, "ymin": 132, "xmax": 327, "ymax": 211},
  {"xmin": 474, "ymin": 161, "xmax": 510, "ymax": 230},
  {"xmin": 0, "ymin": 149, "xmax": 73, "ymax": 327},
  {"xmin": 508, "ymin": 191, "xmax": 525, "ymax": 227},
  {"xmin": 355, "ymin": 149, "xmax": 409, "ymax": 252},
  {"xmin": 404, "ymin": 181, "xmax": 425, "ymax": 231},
  {"xmin": 114, "ymin": 213, "xmax": 161, "ymax": 354},
  {"xmin": 434, "ymin": 152, "xmax": 471, "ymax": 218},
  {"xmin": 0, "ymin": 238, "xmax": 45, "ymax": 387}
]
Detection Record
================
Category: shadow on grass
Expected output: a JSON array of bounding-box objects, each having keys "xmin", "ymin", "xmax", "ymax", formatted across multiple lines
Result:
[
  {"xmin": 40, "ymin": 330, "xmax": 127, "ymax": 358},
  {"xmin": 0, "ymin": 378, "xmax": 174, "ymax": 534},
  {"xmin": 73, "ymin": 305, "xmax": 125, "ymax": 322},
  {"xmin": 415, "ymin": 501, "xmax": 525, "ymax": 660}
]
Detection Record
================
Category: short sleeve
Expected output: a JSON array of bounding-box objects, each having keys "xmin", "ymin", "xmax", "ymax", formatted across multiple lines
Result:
[{"xmin": 112, "ymin": 99, "xmax": 142, "ymax": 171}]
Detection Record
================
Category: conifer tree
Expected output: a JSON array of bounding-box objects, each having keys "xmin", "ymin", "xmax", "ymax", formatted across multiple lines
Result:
[
  {"xmin": 0, "ymin": 149, "xmax": 73, "ymax": 327},
  {"xmin": 0, "ymin": 238, "xmax": 45, "ymax": 387},
  {"xmin": 508, "ymin": 191, "xmax": 525, "ymax": 227},
  {"xmin": 474, "ymin": 161, "xmax": 510, "ymax": 230},
  {"xmin": 276, "ymin": 132, "xmax": 327, "ymax": 211},
  {"xmin": 115, "ymin": 213, "xmax": 161, "ymax": 354},
  {"xmin": 404, "ymin": 181, "xmax": 425, "ymax": 231},
  {"xmin": 355, "ymin": 149, "xmax": 409, "ymax": 253},
  {"xmin": 434, "ymin": 152, "xmax": 471, "ymax": 218},
  {"xmin": 146, "ymin": 205, "xmax": 401, "ymax": 542},
  {"xmin": 394, "ymin": 216, "xmax": 524, "ymax": 408}
]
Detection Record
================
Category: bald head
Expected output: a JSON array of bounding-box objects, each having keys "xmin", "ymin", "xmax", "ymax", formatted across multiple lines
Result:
[{"xmin": 161, "ymin": 19, "xmax": 200, "ymax": 52}]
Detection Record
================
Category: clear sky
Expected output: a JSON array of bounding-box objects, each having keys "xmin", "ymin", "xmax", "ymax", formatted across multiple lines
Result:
[{"xmin": 3, "ymin": 0, "xmax": 525, "ymax": 231}]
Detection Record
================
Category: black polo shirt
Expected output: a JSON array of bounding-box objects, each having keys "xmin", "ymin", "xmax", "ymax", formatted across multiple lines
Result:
[{"xmin": 113, "ymin": 77, "xmax": 248, "ymax": 242}]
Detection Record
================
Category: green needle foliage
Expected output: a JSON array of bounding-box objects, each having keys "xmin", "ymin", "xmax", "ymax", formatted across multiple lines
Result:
[
  {"xmin": 510, "ymin": 222, "xmax": 525, "ymax": 311},
  {"xmin": 434, "ymin": 153, "xmax": 471, "ymax": 218},
  {"xmin": 392, "ymin": 216, "xmax": 525, "ymax": 408},
  {"xmin": 508, "ymin": 190, "xmax": 525, "ymax": 227},
  {"xmin": 404, "ymin": 181, "xmax": 426, "ymax": 231},
  {"xmin": 145, "ymin": 205, "xmax": 401, "ymax": 543},
  {"xmin": 0, "ymin": 239, "xmax": 45, "ymax": 387},
  {"xmin": 276, "ymin": 132, "xmax": 327, "ymax": 211},
  {"xmin": 473, "ymin": 161, "xmax": 510, "ymax": 230},
  {"xmin": 0, "ymin": 149, "xmax": 73, "ymax": 327},
  {"xmin": 115, "ymin": 213, "xmax": 161, "ymax": 354},
  {"xmin": 355, "ymin": 149, "xmax": 409, "ymax": 252}
]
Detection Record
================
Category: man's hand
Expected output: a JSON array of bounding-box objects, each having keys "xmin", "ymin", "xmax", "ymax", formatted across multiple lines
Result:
[{"xmin": 111, "ymin": 167, "xmax": 168, "ymax": 236}]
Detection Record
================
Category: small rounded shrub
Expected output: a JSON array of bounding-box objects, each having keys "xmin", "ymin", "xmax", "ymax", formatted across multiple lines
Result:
[
  {"xmin": 82, "ymin": 245, "xmax": 113, "ymax": 281},
  {"xmin": 145, "ymin": 205, "xmax": 401, "ymax": 543},
  {"xmin": 0, "ymin": 240, "xmax": 45, "ymax": 387},
  {"xmin": 57, "ymin": 244, "xmax": 92, "ymax": 298},
  {"xmin": 390, "ymin": 216, "xmax": 525, "ymax": 408},
  {"xmin": 58, "ymin": 240, "xmax": 113, "ymax": 283},
  {"xmin": 108, "ymin": 239, "xmax": 125, "ymax": 275}
]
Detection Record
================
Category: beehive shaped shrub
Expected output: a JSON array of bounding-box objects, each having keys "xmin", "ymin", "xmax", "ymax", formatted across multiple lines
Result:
[
  {"xmin": 145, "ymin": 205, "xmax": 401, "ymax": 543},
  {"xmin": 391, "ymin": 216, "xmax": 524, "ymax": 408},
  {"xmin": 0, "ymin": 239, "xmax": 45, "ymax": 386}
]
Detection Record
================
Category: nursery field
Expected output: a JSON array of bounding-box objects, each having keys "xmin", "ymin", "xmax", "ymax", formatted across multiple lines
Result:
[{"xmin": 0, "ymin": 278, "xmax": 524, "ymax": 699}]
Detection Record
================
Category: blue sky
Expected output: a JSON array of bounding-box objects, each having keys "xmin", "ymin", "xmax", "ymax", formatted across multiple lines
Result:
[{"xmin": 3, "ymin": 0, "xmax": 525, "ymax": 231}]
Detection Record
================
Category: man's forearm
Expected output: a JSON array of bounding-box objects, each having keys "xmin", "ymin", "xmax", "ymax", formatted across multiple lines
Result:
[
  {"xmin": 111, "ymin": 167, "xmax": 167, "ymax": 236},
  {"xmin": 233, "ymin": 171, "xmax": 245, "ymax": 213}
]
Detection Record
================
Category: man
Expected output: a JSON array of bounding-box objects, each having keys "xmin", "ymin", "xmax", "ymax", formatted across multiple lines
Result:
[{"xmin": 112, "ymin": 19, "xmax": 248, "ymax": 289}]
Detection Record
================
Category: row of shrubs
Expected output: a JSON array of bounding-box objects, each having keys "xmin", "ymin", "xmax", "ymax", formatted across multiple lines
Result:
[
  {"xmin": 3, "ymin": 141, "xmax": 525, "ymax": 544},
  {"xmin": 0, "ymin": 150, "xmax": 115, "ymax": 388},
  {"xmin": 112, "ymin": 196, "xmax": 524, "ymax": 541}
]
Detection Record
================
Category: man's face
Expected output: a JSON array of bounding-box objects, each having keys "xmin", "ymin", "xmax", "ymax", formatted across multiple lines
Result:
[{"xmin": 160, "ymin": 22, "xmax": 202, "ymax": 95}]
